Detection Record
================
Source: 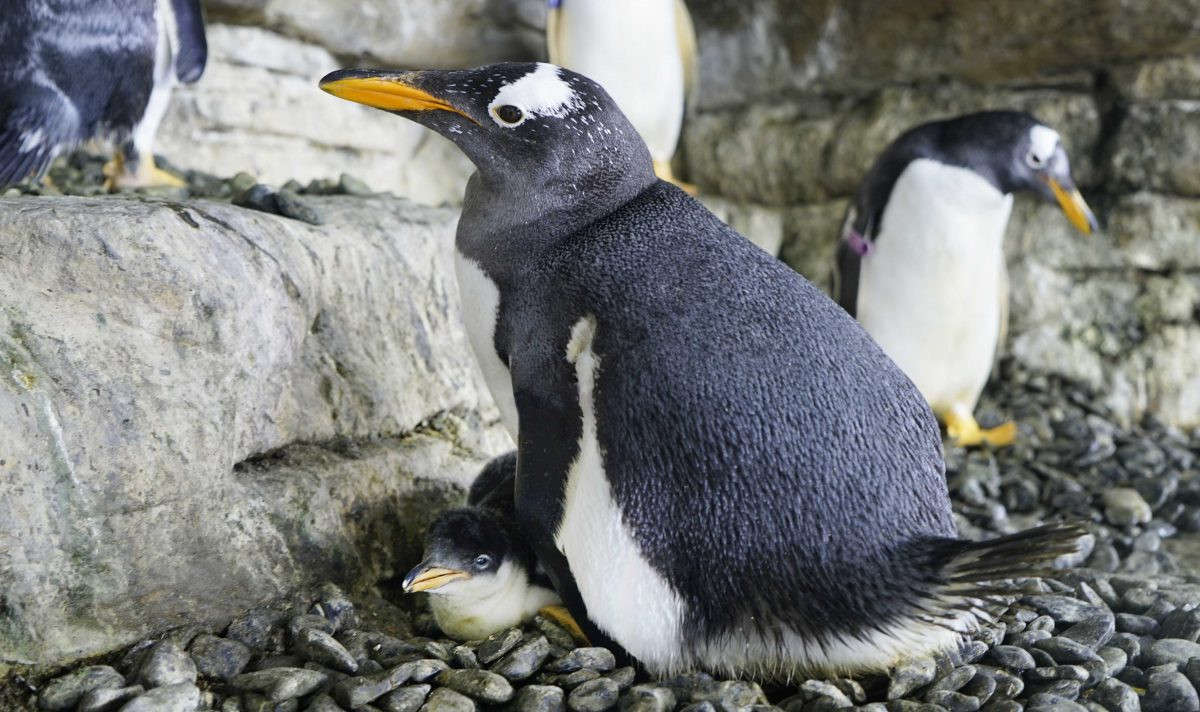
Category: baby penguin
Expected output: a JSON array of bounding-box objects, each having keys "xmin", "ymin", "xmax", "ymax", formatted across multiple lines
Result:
[{"xmin": 403, "ymin": 453, "xmax": 563, "ymax": 641}]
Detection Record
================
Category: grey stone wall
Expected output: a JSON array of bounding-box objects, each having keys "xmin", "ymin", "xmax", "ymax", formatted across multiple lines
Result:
[
  {"xmin": 175, "ymin": 0, "xmax": 1200, "ymax": 428},
  {"xmin": 680, "ymin": 0, "xmax": 1200, "ymax": 427}
]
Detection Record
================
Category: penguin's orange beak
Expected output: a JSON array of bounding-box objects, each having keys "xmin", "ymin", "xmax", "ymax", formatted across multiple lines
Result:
[
  {"xmin": 402, "ymin": 563, "xmax": 469, "ymax": 593},
  {"xmin": 1044, "ymin": 177, "xmax": 1098, "ymax": 235},
  {"xmin": 319, "ymin": 69, "xmax": 479, "ymax": 125}
]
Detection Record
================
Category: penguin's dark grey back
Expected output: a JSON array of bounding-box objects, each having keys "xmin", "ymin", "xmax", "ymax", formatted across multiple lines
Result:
[{"xmin": 507, "ymin": 179, "xmax": 955, "ymax": 642}]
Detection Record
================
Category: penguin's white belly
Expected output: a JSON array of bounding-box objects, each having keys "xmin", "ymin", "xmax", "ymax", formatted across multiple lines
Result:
[
  {"xmin": 856, "ymin": 159, "xmax": 1013, "ymax": 416},
  {"xmin": 554, "ymin": 316, "xmax": 687, "ymax": 672},
  {"xmin": 554, "ymin": 0, "xmax": 684, "ymax": 162},
  {"xmin": 454, "ymin": 251, "xmax": 519, "ymax": 438}
]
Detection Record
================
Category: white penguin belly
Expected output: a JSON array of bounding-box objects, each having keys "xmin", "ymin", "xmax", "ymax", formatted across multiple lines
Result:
[
  {"xmin": 553, "ymin": 316, "xmax": 687, "ymax": 673},
  {"xmin": 454, "ymin": 251, "xmax": 519, "ymax": 438},
  {"xmin": 553, "ymin": 0, "xmax": 685, "ymax": 162},
  {"xmin": 856, "ymin": 159, "xmax": 1013, "ymax": 416}
]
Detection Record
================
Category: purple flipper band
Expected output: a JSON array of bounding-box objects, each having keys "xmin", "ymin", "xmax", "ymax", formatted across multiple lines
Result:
[
  {"xmin": 845, "ymin": 230, "xmax": 872, "ymax": 257},
  {"xmin": 548, "ymin": 0, "xmax": 562, "ymax": 7}
]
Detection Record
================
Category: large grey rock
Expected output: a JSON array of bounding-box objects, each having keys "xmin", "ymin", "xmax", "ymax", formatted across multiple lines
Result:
[
  {"xmin": 156, "ymin": 25, "xmax": 475, "ymax": 206},
  {"xmin": 0, "ymin": 194, "xmax": 509, "ymax": 667}
]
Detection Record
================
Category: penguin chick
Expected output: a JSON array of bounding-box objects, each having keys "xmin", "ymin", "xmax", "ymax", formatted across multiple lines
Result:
[
  {"xmin": 833, "ymin": 111, "xmax": 1097, "ymax": 449},
  {"xmin": 322, "ymin": 63, "xmax": 1087, "ymax": 679},
  {"xmin": 403, "ymin": 506, "xmax": 560, "ymax": 641},
  {"xmin": 0, "ymin": 0, "xmax": 207, "ymax": 190},
  {"xmin": 547, "ymin": 0, "xmax": 696, "ymax": 192}
]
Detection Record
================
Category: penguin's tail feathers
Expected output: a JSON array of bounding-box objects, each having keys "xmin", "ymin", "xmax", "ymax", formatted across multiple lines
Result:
[
  {"xmin": 940, "ymin": 520, "xmax": 1090, "ymax": 586},
  {"xmin": 913, "ymin": 520, "xmax": 1091, "ymax": 629}
]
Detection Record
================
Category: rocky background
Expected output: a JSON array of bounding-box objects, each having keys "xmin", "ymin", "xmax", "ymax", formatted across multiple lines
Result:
[
  {"xmin": 2, "ymin": 0, "xmax": 1199, "ymax": 698},
  {"xmin": 168, "ymin": 0, "xmax": 1200, "ymax": 427}
]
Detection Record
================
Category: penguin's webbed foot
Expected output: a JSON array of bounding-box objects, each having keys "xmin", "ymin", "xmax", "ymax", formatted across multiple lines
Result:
[
  {"xmin": 103, "ymin": 153, "xmax": 186, "ymax": 190},
  {"xmin": 653, "ymin": 159, "xmax": 698, "ymax": 196},
  {"xmin": 944, "ymin": 411, "xmax": 1017, "ymax": 449},
  {"xmin": 538, "ymin": 605, "xmax": 591, "ymax": 645}
]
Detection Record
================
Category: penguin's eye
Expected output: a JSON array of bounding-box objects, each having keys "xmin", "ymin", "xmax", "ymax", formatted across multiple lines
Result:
[
  {"xmin": 473, "ymin": 555, "xmax": 492, "ymax": 570},
  {"xmin": 493, "ymin": 105, "xmax": 525, "ymax": 126},
  {"xmin": 1025, "ymin": 150, "xmax": 1048, "ymax": 170}
]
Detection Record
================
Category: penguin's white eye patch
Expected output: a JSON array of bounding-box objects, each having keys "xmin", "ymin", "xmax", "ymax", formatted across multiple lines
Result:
[
  {"xmin": 488, "ymin": 62, "xmax": 583, "ymax": 128},
  {"xmin": 1026, "ymin": 125, "xmax": 1060, "ymax": 170},
  {"xmin": 492, "ymin": 104, "xmax": 526, "ymax": 127}
]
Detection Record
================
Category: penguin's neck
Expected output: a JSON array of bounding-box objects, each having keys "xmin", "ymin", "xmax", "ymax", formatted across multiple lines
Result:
[{"xmin": 456, "ymin": 168, "xmax": 656, "ymax": 287}]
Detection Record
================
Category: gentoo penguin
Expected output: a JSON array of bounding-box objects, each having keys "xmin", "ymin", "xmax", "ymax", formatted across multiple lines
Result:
[
  {"xmin": 833, "ymin": 111, "xmax": 1097, "ymax": 448},
  {"xmin": 321, "ymin": 64, "xmax": 1084, "ymax": 678},
  {"xmin": 547, "ymin": 0, "xmax": 696, "ymax": 192},
  {"xmin": 0, "ymin": 0, "xmax": 207, "ymax": 189}
]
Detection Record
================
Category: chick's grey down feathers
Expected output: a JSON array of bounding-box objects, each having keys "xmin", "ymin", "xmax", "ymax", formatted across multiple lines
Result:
[{"xmin": 322, "ymin": 62, "xmax": 1084, "ymax": 674}]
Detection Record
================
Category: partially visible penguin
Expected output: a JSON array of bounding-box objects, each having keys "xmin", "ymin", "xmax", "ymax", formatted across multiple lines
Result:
[
  {"xmin": 547, "ymin": 0, "xmax": 696, "ymax": 192},
  {"xmin": 833, "ymin": 111, "xmax": 1097, "ymax": 448},
  {"xmin": 322, "ymin": 64, "xmax": 1085, "ymax": 678},
  {"xmin": 0, "ymin": 0, "xmax": 207, "ymax": 189},
  {"xmin": 403, "ymin": 452, "xmax": 565, "ymax": 641}
]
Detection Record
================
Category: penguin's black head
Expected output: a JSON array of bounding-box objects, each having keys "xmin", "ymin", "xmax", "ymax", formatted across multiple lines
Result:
[
  {"xmin": 402, "ymin": 507, "xmax": 517, "ymax": 596},
  {"xmin": 319, "ymin": 62, "xmax": 654, "ymax": 196},
  {"xmin": 939, "ymin": 110, "xmax": 1098, "ymax": 234}
]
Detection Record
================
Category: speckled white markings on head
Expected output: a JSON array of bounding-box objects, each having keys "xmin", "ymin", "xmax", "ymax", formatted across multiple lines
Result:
[{"xmin": 488, "ymin": 63, "xmax": 583, "ymax": 127}]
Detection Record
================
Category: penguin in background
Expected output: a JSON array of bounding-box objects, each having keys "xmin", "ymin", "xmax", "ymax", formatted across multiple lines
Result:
[
  {"xmin": 322, "ymin": 63, "xmax": 1083, "ymax": 678},
  {"xmin": 547, "ymin": 0, "xmax": 697, "ymax": 193},
  {"xmin": 0, "ymin": 0, "xmax": 207, "ymax": 190},
  {"xmin": 833, "ymin": 111, "xmax": 1097, "ymax": 448}
]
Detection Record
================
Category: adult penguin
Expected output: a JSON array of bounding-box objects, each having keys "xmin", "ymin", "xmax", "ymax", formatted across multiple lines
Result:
[
  {"xmin": 547, "ymin": 0, "xmax": 696, "ymax": 192},
  {"xmin": 0, "ymin": 0, "xmax": 207, "ymax": 189},
  {"xmin": 833, "ymin": 111, "xmax": 1097, "ymax": 448},
  {"xmin": 321, "ymin": 64, "xmax": 1083, "ymax": 678}
]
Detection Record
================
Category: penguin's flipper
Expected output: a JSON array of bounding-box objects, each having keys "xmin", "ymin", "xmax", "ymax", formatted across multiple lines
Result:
[
  {"xmin": 675, "ymin": 0, "xmax": 698, "ymax": 103},
  {"xmin": 943, "ymin": 410, "xmax": 1017, "ymax": 449},
  {"xmin": 832, "ymin": 204, "xmax": 872, "ymax": 315},
  {"xmin": 169, "ymin": 0, "xmax": 208, "ymax": 84},
  {"xmin": 467, "ymin": 450, "xmax": 518, "ymax": 518},
  {"xmin": 546, "ymin": 0, "xmax": 564, "ymax": 64},
  {"xmin": 538, "ymin": 604, "xmax": 591, "ymax": 645}
]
